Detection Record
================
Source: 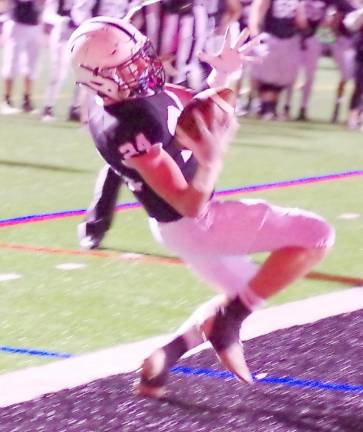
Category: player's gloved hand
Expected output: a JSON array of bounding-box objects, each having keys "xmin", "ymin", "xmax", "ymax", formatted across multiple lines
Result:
[{"xmin": 198, "ymin": 27, "xmax": 262, "ymax": 80}]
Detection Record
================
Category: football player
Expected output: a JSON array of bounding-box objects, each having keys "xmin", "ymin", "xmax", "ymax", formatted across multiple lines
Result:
[
  {"xmin": 67, "ymin": 17, "xmax": 335, "ymax": 398},
  {"xmin": 344, "ymin": 4, "xmax": 363, "ymax": 129},
  {"xmin": 1, "ymin": 0, "xmax": 44, "ymax": 114},
  {"xmin": 41, "ymin": 0, "xmax": 79, "ymax": 121},
  {"xmin": 248, "ymin": 0, "xmax": 303, "ymax": 119}
]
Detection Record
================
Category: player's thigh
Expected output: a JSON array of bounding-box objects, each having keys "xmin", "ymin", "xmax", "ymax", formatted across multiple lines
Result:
[
  {"xmin": 181, "ymin": 253, "xmax": 259, "ymax": 297},
  {"xmin": 331, "ymin": 37, "xmax": 355, "ymax": 81},
  {"xmin": 1, "ymin": 21, "xmax": 21, "ymax": 77},
  {"xmin": 249, "ymin": 203, "xmax": 335, "ymax": 252},
  {"xmin": 150, "ymin": 199, "xmax": 334, "ymax": 256},
  {"xmin": 23, "ymin": 25, "xmax": 41, "ymax": 78},
  {"xmin": 150, "ymin": 199, "xmax": 277, "ymax": 255}
]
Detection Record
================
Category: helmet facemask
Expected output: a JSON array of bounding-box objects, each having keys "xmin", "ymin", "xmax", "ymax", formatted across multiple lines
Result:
[{"xmin": 79, "ymin": 40, "xmax": 165, "ymax": 100}]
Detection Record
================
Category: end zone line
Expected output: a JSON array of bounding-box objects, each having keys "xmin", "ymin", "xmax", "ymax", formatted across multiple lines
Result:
[
  {"xmin": 0, "ymin": 169, "xmax": 362, "ymax": 228},
  {"xmin": 0, "ymin": 287, "xmax": 362, "ymax": 408},
  {"xmin": 171, "ymin": 366, "xmax": 363, "ymax": 394}
]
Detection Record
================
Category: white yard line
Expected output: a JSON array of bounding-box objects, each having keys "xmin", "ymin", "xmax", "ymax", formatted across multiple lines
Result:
[
  {"xmin": 0, "ymin": 287, "xmax": 362, "ymax": 408},
  {"xmin": 0, "ymin": 273, "xmax": 22, "ymax": 282}
]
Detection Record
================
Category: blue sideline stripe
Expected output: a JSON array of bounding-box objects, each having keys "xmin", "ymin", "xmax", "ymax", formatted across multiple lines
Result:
[
  {"xmin": 1, "ymin": 170, "xmax": 362, "ymax": 226},
  {"xmin": 171, "ymin": 366, "xmax": 363, "ymax": 394},
  {"xmin": 1, "ymin": 345, "xmax": 362, "ymax": 394},
  {"xmin": 0, "ymin": 345, "xmax": 72, "ymax": 359}
]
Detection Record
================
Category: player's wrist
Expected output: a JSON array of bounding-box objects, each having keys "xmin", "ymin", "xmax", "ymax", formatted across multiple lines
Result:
[{"xmin": 191, "ymin": 160, "xmax": 222, "ymax": 194}]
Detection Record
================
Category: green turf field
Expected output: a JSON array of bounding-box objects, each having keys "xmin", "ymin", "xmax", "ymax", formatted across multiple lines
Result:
[{"xmin": 0, "ymin": 57, "xmax": 362, "ymax": 373}]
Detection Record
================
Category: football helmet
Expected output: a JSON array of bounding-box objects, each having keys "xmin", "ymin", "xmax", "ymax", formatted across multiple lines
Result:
[{"xmin": 67, "ymin": 16, "xmax": 165, "ymax": 100}]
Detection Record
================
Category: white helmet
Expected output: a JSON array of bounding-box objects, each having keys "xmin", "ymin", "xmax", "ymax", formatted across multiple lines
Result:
[{"xmin": 67, "ymin": 16, "xmax": 165, "ymax": 101}]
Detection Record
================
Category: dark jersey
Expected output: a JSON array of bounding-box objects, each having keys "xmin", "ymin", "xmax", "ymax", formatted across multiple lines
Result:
[
  {"xmin": 264, "ymin": 0, "xmax": 300, "ymax": 38},
  {"xmin": 11, "ymin": 0, "xmax": 41, "ymax": 25},
  {"xmin": 87, "ymin": 90, "xmax": 198, "ymax": 223}
]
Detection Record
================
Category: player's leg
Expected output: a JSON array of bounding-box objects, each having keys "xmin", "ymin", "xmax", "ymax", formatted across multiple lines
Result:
[
  {"xmin": 348, "ymin": 75, "xmax": 363, "ymax": 129},
  {"xmin": 297, "ymin": 36, "xmax": 321, "ymax": 121},
  {"xmin": 138, "ymin": 199, "xmax": 334, "ymax": 396},
  {"xmin": 78, "ymin": 165, "xmax": 122, "ymax": 249},
  {"xmin": 1, "ymin": 20, "xmax": 20, "ymax": 113},
  {"xmin": 136, "ymin": 254, "xmax": 259, "ymax": 398},
  {"xmin": 21, "ymin": 24, "xmax": 41, "ymax": 113},
  {"xmin": 330, "ymin": 36, "xmax": 354, "ymax": 124},
  {"xmin": 42, "ymin": 24, "xmax": 68, "ymax": 120}
]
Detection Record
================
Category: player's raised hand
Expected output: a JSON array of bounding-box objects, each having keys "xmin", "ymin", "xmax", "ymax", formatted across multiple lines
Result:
[{"xmin": 198, "ymin": 27, "xmax": 262, "ymax": 75}]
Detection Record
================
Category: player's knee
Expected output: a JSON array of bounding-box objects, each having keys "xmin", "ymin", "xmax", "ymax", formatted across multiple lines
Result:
[{"xmin": 308, "ymin": 217, "xmax": 335, "ymax": 250}]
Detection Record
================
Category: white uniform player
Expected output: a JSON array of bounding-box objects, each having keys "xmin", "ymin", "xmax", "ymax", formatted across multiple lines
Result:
[
  {"xmin": 1, "ymin": 0, "xmax": 44, "ymax": 114},
  {"xmin": 41, "ymin": 0, "xmax": 78, "ymax": 120}
]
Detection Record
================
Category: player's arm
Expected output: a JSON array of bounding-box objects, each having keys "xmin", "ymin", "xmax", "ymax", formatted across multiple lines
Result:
[
  {"xmin": 124, "ymin": 145, "xmax": 210, "ymax": 217},
  {"xmin": 125, "ymin": 110, "xmax": 236, "ymax": 218}
]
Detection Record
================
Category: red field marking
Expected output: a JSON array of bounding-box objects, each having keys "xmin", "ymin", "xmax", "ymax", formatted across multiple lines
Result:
[{"xmin": 0, "ymin": 241, "xmax": 362, "ymax": 287}]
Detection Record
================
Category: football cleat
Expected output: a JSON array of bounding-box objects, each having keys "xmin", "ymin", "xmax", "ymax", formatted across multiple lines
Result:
[
  {"xmin": 68, "ymin": 106, "xmax": 81, "ymax": 122},
  {"xmin": 0, "ymin": 101, "xmax": 20, "ymax": 115},
  {"xmin": 42, "ymin": 106, "xmax": 55, "ymax": 122},
  {"xmin": 136, "ymin": 335, "xmax": 188, "ymax": 398},
  {"xmin": 22, "ymin": 97, "xmax": 36, "ymax": 113},
  {"xmin": 200, "ymin": 296, "xmax": 253, "ymax": 384},
  {"xmin": 136, "ymin": 349, "xmax": 169, "ymax": 399},
  {"xmin": 77, "ymin": 222, "xmax": 104, "ymax": 250},
  {"xmin": 296, "ymin": 107, "xmax": 308, "ymax": 122}
]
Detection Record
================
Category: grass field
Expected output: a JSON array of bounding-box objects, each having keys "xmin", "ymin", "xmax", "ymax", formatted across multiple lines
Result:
[{"xmin": 0, "ymin": 56, "xmax": 362, "ymax": 374}]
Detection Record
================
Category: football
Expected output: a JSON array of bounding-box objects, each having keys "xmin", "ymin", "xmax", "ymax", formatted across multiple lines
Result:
[{"xmin": 176, "ymin": 87, "xmax": 237, "ymax": 142}]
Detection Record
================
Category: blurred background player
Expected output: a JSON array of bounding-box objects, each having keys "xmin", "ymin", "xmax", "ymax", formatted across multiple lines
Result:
[
  {"xmin": 283, "ymin": 0, "xmax": 353, "ymax": 121},
  {"xmin": 326, "ymin": 4, "xmax": 356, "ymax": 124},
  {"xmin": 1, "ymin": 0, "xmax": 44, "ymax": 114},
  {"xmin": 248, "ymin": 0, "xmax": 302, "ymax": 120},
  {"xmin": 41, "ymin": 0, "xmax": 79, "ymax": 121},
  {"xmin": 71, "ymin": 0, "xmax": 131, "ymax": 25},
  {"xmin": 344, "ymin": 4, "xmax": 363, "ymax": 130},
  {"xmin": 129, "ymin": 0, "xmax": 208, "ymax": 89},
  {"xmin": 283, "ymin": 0, "xmax": 327, "ymax": 121}
]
